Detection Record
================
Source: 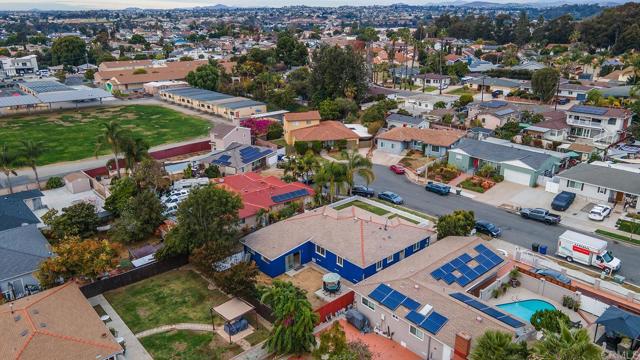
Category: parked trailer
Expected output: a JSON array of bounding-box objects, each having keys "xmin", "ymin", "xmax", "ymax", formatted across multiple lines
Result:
[{"xmin": 556, "ymin": 230, "xmax": 621, "ymax": 273}]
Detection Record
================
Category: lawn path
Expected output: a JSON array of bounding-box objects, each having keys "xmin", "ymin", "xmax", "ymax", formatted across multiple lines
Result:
[{"xmin": 135, "ymin": 323, "xmax": 213, "ymax": 338}]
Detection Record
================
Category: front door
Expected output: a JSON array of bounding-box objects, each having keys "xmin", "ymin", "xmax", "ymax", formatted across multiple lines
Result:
[{"xmin": 285, "ymin": 252, "xmax": 301, "ymax": 271}]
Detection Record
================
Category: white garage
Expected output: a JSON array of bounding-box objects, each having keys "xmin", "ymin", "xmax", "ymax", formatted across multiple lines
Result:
[{"xmin": 503, "ymin": 168, "xmax": 532, "ymax": 186}]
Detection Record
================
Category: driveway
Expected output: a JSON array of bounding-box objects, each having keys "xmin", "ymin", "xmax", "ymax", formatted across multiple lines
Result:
[
  {"xmin": 370, "ymin": 149, "xmax": 404, "ymax": 166},
  {"xmin": 361, "ymin": 164, "xmax": 640, "ymax": 283}
]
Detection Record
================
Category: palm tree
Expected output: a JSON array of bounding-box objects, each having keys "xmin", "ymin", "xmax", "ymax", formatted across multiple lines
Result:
[
  {"xmin": 531, "ymin": 322, "xmax": 601, "ymax": 360},
  {"xmin": 397, "ymin": 28, "xmax": 412, "ymax": 90},
  {"xmin": 314, "ymin": 161, "xmax": 347, "ymax": 203},
  {"xmin": 299, "ymin": 151, "xmax": 319, "ymax": 183},
  {"xmin": 0, "ymin": 144, "xmax": 18, "ymax": 194},
  {"xmin": 470, "ymin": 330, "xmax": 528, "ymax": 360},
  {"xmin": 95, "ymin": 121, "xmax": 126, "ymax": 177},
  {"xmin": 121, "ymin": 137, "xmax": 149, "ymax": 171},
  {"xmin": 19, "ymin": 140, "xmax": 46, "ymax": 190},
  {"xmin": 260, "ymin": 280, "xmax": 318, "ymax": 355},
  {"xmin": 342, "ymin": 150, "xmax": 374, "ymax": 194},
  {"xmin": 387, "ymin": 30, "xmax": 399, "ymax": 89}
]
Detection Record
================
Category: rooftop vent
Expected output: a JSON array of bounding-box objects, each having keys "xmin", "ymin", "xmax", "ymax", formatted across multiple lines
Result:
[
  {"xmin": 20, "ymin": 330, "xmax": 28, "ymax": 337},
  {"xmin": 40, "ymin": 323, "xmax": 47, "ymax": 328},
  {"xmin": 32, "ymin": 309, "xmax": 39, "ymax": 315},
  {"xmin": 14, "ymin": 315, "xmax": 21, "ymax": 322}
]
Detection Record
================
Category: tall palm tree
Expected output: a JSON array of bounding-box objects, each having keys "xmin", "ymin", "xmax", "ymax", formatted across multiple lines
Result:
[
  {"xmin": 314, "ymin": 161, "xmax": 347, "ymax": 203},
  {"xmin": 531, "ymin": 322, "xmax": 601, "ymax": 360},
  {"xmin": 19, "ymin": 140, "xmax": 46, "ymax": 190},
  {"xmin": 0, "ymin": 144, "xmax": 18, "ymax": 194},
  {"xmin": 470, "ymin": 330, "xmax": 528, "ymax": 360},
  {"xmin": 397, "ymin": 28, "xmax": 412, "ymax": 90},
  {"xmin": 121, "ymin": 137, "xmax": 149, "ymax": 171},
  {"xmin": 342, "ymin": 150, "xmax": 374, "ymax": 194},
  {"xmin": 95, "ymin": 121, "xmax": 126, "ymax": 177},
  {"xmin": 387, "ymin": 30, "xmax": 399, "ymax": 89}
]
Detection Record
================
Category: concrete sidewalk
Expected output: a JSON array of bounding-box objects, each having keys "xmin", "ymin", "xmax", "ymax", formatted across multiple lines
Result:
[{"xmin": 88, "ymin": 295, "xmax": 153, "ymax": 360}]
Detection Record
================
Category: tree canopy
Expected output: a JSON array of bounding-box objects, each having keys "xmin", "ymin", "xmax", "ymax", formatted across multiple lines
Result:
[
  {"xmin": 51, "ymin": 35, "xmax": 87, "ymax": 66},
  {"xmin": 531, "ymin": 68, "xmax": 560, "ymax": 104},
  {"xmin": 276, "ymin": 31, "xmax": 308, "ymax": 68},
  {"xmin": 436, "ymin": 210, "xmax": 475, "ymax": 239},
  {"xmin": 186, "ymin": 60, "xmax": 221, "ymax": 91},
  {"xmin": 309, "ymin": 45, "xmax": 368, "ymax": 104}
]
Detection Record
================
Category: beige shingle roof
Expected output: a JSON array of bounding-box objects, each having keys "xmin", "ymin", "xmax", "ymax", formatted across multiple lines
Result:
[
  {"xmin": 290, "ymin": 121, "xmax": 359, "ymax": 142},
  {"xmin": 0, "ymin": 282, "xmax": 123, "ymax": 360},
  {"xmin": 242, "ymin": 205, "xmax": 434, "ymax": 267},
  {"xmin": 376, "ymin": 127, "xmax": 465, "ymax": 147}
]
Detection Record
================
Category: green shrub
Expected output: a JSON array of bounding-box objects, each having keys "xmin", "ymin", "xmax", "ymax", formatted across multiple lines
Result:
[
  {"xmin": 336, "ymin": 139, "xmax": 347, "ymax": 150},
  {"xmin": 45, "ymin": 177, "xmax": 65, "ymax": 189},
  {"xmin": 617, "ymin": 219, "xmax": 640, "ymax": 235},
  {"xmin": 530, "ymin": 310, "xmax": 570, "ymax": 333},
  {"xmin": 294, "ymin": 141, "xmax": 310, "ymax": 155},
  {"xmin": 460, "ymin": 179, "xmax": 485, "ymax": 193}
]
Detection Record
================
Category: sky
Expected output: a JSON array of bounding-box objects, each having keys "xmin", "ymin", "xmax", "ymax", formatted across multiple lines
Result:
[{"xmin": 0, "ymin": 0, "xmax": 554, "ymax": 11}]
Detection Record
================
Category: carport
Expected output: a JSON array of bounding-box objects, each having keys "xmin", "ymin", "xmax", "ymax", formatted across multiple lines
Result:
[{"xmin": 211, "ymin": 297, "xmax": 256, "ymax": 343}]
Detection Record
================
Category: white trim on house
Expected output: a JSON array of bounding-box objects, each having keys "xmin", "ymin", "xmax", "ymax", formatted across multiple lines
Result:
[{"xmin": 501, "ymin": 159, "xmax": 535, "ymax": 171}]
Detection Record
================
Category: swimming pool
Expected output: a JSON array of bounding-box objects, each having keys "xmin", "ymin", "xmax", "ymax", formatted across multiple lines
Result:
[{"xmin": 497, "ymin": 299, "xmax": 556, "ymax": 322}]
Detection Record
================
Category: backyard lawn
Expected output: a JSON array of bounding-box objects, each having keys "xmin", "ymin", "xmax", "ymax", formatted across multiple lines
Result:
[
  {"xmin": 104, "ymin": 269, "xmax": 228, "ymax": 334},
  {"xmin": 0, "ymin": 105, "xmax": 211, "ymax": 165},
  {"xmin": 140, "ymin": 330, "xmax": 242, "ymax": 360},
  {"xmin": 446, "ymin": 87, "xmax": 478, "ymax": 96},
  {"xmin": 334, "ymin": 200, "xmax": 390, "ymax": 215}
]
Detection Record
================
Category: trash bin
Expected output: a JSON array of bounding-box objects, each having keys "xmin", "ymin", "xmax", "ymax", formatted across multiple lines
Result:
[
  {"xmin": 532, "ymin": 243, "xmax": 540, "ymax": 252},
  {"xmin": 456, "ymin": 188, "xmax": 462, "ymax": 195},
  {"xmin": 539, "ymin": 245, "xmax": 547, "ymax": 255}
]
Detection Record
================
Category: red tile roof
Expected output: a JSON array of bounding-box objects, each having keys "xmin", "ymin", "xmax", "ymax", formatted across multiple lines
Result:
[
  {"xmin": 212, "ymin": 172, "xmax": 314, "ymax": 219},
  {"xmin": 290, "ymin": 121, "xmax": 359, "ymax": 142},
  {"xmin": 376, "ymin": 127, "xmax": 465, "ymax": 147}
]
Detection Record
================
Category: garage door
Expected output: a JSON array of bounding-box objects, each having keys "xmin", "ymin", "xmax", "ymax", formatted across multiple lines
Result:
[{"xmin": 503, "ymin": 168, "xmax": 531, "ymax": 186}]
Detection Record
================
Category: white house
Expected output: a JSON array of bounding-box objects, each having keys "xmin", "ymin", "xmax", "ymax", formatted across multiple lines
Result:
[
  {"xmin": 565, "ymin": 105, "xmax": 633, "ymax": 147},
  {"xmin": 0, "ymin": 55, "xmax": 38, "ymax": 77}
]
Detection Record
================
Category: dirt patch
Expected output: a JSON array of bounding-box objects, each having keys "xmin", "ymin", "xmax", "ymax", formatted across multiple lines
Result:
[
  {"xmin": 136, "ymin": 308, "xmax": 151, "ymax": 318},
  {"xmin": 173, "ymin": 341, "xmax": 188, "ymax": 352}
]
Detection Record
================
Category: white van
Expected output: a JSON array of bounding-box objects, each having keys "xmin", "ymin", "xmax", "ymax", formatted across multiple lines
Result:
[{"xmin": 556, "ymin": 230, "xmax": 621, "ymax": 273}]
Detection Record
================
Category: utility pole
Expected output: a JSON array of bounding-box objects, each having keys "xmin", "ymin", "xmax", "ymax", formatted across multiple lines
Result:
[
  {"xmin": 480, "ymin": 76, "xmax": 485, "ymax": 102},
  {"xmin": 554, "ymin": 73, "xmax": 561, "ymax": 110}
]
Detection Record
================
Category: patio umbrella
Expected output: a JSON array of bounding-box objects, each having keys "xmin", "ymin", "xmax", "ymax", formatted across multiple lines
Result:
[
  {"xmin": 323, "ymin": 273, "xmax": 341, "ymax": 283},
  {"xmin": 566, "ymin": 151, "xmax": 581, "ymax": 158},
  {"xmin": 595, "ymin": 306, "xmax": 640, "ymax": 341}
]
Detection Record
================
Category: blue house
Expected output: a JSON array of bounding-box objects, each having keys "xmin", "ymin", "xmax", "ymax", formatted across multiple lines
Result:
[
  {"xmin": 0, "ymin": 189, "xmax": 44, "ymax": 232},
  {"xmin": 242, "ymin": 205, "xmax": 435, "ymax": 284}
]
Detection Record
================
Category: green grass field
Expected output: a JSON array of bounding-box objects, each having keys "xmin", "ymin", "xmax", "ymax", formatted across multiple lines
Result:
[
  {"xmin": 0, "ymin": 105, "xmax": 211, "ymax": 165},
  {"xmin": 446, "ymin": 87, "xmax": 478, "ymax": 96},
  {"xmin": 104, "ymin": 269, "xmax": 228, "ymax": 334},
  {"xmin": 140, "ymin": 330, "xmax": 242, "ymax": 360}
]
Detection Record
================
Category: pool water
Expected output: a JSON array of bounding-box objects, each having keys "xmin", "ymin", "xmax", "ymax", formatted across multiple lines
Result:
[{"xmin": 497, "ymin": 299, "xmax": 556, "ymax": 322}]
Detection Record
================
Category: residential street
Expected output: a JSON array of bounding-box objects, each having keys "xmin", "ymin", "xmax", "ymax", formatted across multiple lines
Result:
[{"xmin": 363, "ymin": 165, "xmax": 640, "ymax": 283}]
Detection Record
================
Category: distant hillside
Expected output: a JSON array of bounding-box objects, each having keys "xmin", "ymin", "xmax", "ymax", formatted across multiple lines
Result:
[{"xmin": 579, "ymin": 2, "xmax": 640, "ymax": 54}]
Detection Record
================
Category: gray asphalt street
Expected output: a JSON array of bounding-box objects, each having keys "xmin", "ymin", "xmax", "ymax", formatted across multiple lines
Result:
[{"xmin": 362, "ymin": 165, "xmax": 640, "ymax": 283}]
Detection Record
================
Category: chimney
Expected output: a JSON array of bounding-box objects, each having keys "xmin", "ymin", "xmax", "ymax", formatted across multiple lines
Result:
[{"xmin": 453, "ymin": 332, "xmax": 472, "ymax": 360}]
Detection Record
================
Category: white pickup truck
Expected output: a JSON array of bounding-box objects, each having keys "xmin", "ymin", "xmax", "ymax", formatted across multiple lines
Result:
[{"xmin": 556, "ymin": 230, "xmax": 621, "ymax": 274}]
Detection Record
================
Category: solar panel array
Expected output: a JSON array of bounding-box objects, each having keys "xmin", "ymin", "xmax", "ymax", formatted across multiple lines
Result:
[
  {"xmin": 495, "ymin": 109, "xmax": 515, "ymax": 116},
  {"xmin": 405, "ymin": 310, "xmax": 449, "ymax": 335},
  {"xmin": 271, "ymin": 189, "xmax": 309, "ymax": 203},
  {"xmin": 483, "ymin": 100, "xmax": 508, "ymax": 108},
  {"xmin": 22, "ymin": 81, "xmax": 73, "ymax": 94},
  {"xmin": 367, "ymin": 284, "xmax": 448, "ymax": 335},
  {"xmin": 571, "ymin": 105, "xmax": 608, "ymax": 116},
  {"xmin": 449, "ymin": 292, "xmax": 525, "ymax": 328},
  {"xmin": 430, "ymin": 244, "xmax": 504, "ymax": 287},
  {"xmin": 212, "ymin": 154, "xmax": 232, "ymax": 166},
  {"xmin": 239, "ymin": 146, "xmax": 273, "ymax": 165}
]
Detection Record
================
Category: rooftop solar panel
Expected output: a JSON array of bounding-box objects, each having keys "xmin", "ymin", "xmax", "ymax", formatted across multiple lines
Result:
[
  {"xmin": 442, "ymin": 273, "xmax": 457, "ymax": 285},
  {"xmin": 402, "ymin": 298, "xmax": 421, "ymax": 311},
  {"xmin": 456, "ymin": 276, "xmax": 472, "ymax": 286},
  {"xmin": 368, "ymin": 284, "xmax": 393, "ymax": 303},
  {"xmin": 571, "ymin": 105, "xmax": 608, "ymax": 116},
  {"xmin": 406, "ymin": 310, "xmax": 426, "ymax": 325},
  {"xmin": 450, "ymin": 292, "xmax": 470, "ymax": 302},
  {"xmin": 441, "ymin": 263, "xmax": 455, "ymax": 273},
  {"xmin": 381, "ymin": 292, "xmax": 406, "ymax": 310},
  {"xmin": 481, "ymin": 307, "xmax": 505, "ymax": 319},
  {"xmin": 430, "ymin": 268, "xmax": 446, "ymax": 280},
  {"xmin": 451, "ymin": 257, "xmax": 464, "ymax": 268},
  {"xmin": 459, "ymin": 253, "xmax": 472, "ymax": 263},
  {"xmin": 500, "ymin": 316, "xmax": 526, "ymax": 328},
  {"xmin": 421, "ymin": 311, "xmax": 448, "ymax": 334}
]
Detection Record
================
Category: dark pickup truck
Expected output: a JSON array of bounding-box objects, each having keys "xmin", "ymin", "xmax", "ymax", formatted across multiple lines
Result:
[{"xmin": 519, "ymin": 208, "xmax": 561, "ymax": 225}]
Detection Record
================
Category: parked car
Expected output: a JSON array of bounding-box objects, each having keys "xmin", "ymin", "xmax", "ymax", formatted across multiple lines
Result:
[
  {"xmin": 520, "ymin": 208, "xmax": 561, "ymax": 224},
  {"xmin": 352, "ymin": 185, "xmax": 375, "ymax": 197},
  {"xmin": 475, "ymin": 220, "xmax": 502, "ymax": 237},
  {"xmin": 557, "ymin": 98, "xmax": 570, "ymax": 105},
  {"xmin": 389, "ymin": 164, "xmax": 406, "ymax": 174},
  {"xmin": 491, "ymin": 90, "xmax": 503, "ymax": 98},
  {"xmin": 378, "ymin": 191, "xmax": 404, "ymax": 204},
  {"xmin": 534, "ymin": 268, "xmax": 571, "ymax": 285},
  {"xmin": 588, "ymin": 204, "xmax": 613, "ymax": 221},
  {"xmin": 551, "ymin": 191, "xmax": 576, "ymax": 211},
  {"xmin": 425, "ymin": 181, "xmax": 451, "ymax": 195}
]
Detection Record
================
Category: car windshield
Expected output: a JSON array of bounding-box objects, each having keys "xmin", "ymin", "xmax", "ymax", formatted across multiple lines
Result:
[{"xmin": 603, "ymin": 251, "xmax": 614, "ymax": 263}]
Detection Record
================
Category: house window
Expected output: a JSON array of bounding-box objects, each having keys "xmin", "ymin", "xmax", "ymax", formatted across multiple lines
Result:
[
  {"xmin": 399, "ymin": 250, "xmax": 405, "ymax": 260},
  {"xmin": 392, "ymin": 313, "xmax": 399, "ymax": 321},
  {"xmin": 315, "ymin": 245, "xmax": 326, "ymax": 257},
  {"xmin": 567, "ymin": 180, "xmax": 583, "ymax": 190},
  {"xmin": 608, "ymin": 118, "xmax": 617, "ymax": 125},
  {"xmin": 361, "ymin": 297, "xmax": 375, "ymax": 311},
  {"xmin": 597, "ymin": 187, "xmax": 607, "ymax": 194},
  {"xmin": 306, "ymin": 120, "xmax": 311, "ymax": 124},
  {"xmin": 391, "ymin": 143, "xmax": 395, "ymax": 149},
  {"xmin": 455, "ymin": 154, "xmax": 462, "ymax": 160},
  {"xmin": 387, "ymin": 255, "xmax": 394, "ymax": 263},
  {"xmin": 431, "ymin": 145, "xmax": 440, "ymax": 153},
  {"xmin": 376, "ymin": 260, "xmax": 383, "ymax": 271},
  {"xmin": 380, "ymin": 142, "xmax": 384, "ymax": 148},
  {"xmin": 336, "ymin": 256, "xmax": 344, "ymax": 267},
  {"xmin": 410, "ymin": 325, "xmax": 424, "ymax": 340},
  {"xmin": 413, "ymin": 242, "xmax": 420, "ymax": 251}
]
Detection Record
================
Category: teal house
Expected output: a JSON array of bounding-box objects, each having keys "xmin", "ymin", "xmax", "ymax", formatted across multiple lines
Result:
[{"xmin": 447, "ymin": 138, "xmax": 560, "ymax": 187}]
